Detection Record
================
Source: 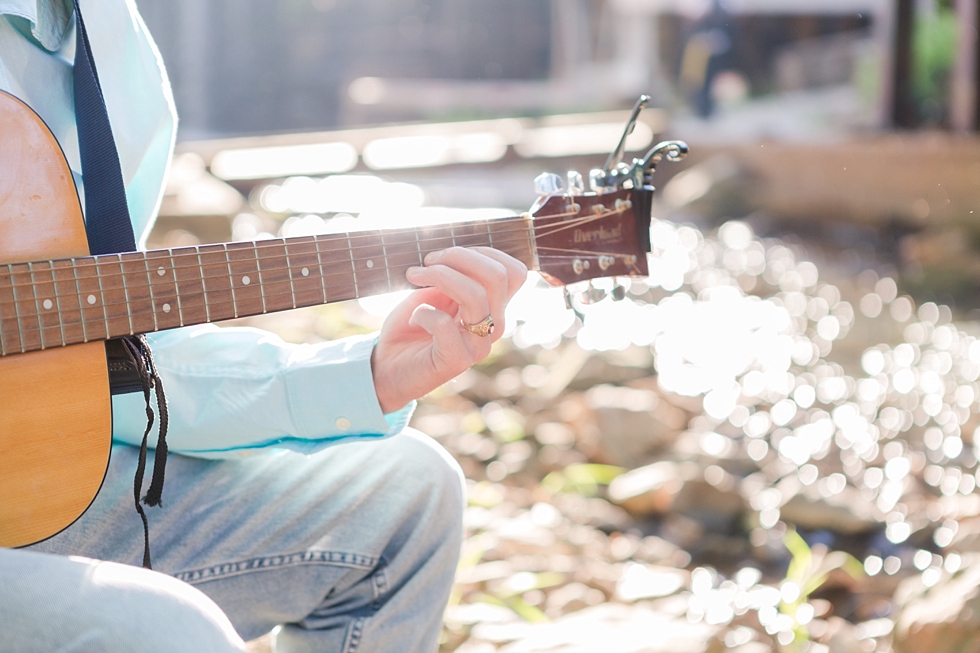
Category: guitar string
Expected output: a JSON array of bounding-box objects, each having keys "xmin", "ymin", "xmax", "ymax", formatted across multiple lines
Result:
[
  {"xmin": 1, "ymin": 250, "xmax": 640, "ymax": 349},
  {"xmin": 0, "ymin": 228, "xmax": 535, "ymax": 298},
  {"xmin": 0, "ymin": 209, "xmax": 639, "ymax": 343},
  {"xmin": 0, "ymin": 245, "xmax": 639, "ymax": 342},
  {"xmin": 0, "ymin": 207, "xmax": 625, "ymax": 295},
  {"xmin": 0, "ymin": 245, "xmax": 634, "ymax": 345},
  {"xmin": 0, "ymin": 231, "xmax": 537, "ymax": 334},
  {"xmin": 0, "ymin": 212, "xmax": 635, "ymax": 327},
  {"xmin": 0, "ymin": 234, "xmax": 637, "ymax": 326},
  {"xmin": 0, "ymin": 206, "xmax": 625, "ymax": 297}
]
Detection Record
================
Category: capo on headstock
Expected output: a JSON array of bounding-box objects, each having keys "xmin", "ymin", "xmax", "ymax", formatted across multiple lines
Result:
[{"xmin": 527, "ymin": 97, "xmax": 688, "ymax": 295}]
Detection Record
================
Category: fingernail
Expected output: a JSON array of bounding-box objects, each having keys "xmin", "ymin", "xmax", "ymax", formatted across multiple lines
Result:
[
  {"xmin": 406, "ymin": 266, "xmax": 424, "ymax": 279},
  {"xmin": 423, "ymin": 251, "xmax": 441, "ymax": 265}
]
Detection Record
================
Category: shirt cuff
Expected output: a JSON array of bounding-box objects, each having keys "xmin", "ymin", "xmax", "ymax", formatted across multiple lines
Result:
[{"xmin": 183, "ymin": 333, "xmax": 414, "ymax": 459}]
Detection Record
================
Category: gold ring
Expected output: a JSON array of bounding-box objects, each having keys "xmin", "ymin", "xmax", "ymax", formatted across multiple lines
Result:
[{"xmin": 461, "ymin": 315, "xmax": 495, "ymax": 337}]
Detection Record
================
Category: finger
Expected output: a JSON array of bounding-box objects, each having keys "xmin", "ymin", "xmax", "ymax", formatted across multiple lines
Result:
[
  {"xmin": 470, "ymin": 247, "xmax": 529, "ymax": 298},
  {"xmin": 423, "ymin": 247, "xmax": 508, "ymax": 318},
  {"xmin": 406, "ymin": 264, "xmax": 490, "ymax": 326},
  {"xmin": 383, "ymin": 288, "xmax": 453, "ymax": 335},
  {"xmin": 409, "ymin": 303, "xmax": 490, "ymax": 372}
]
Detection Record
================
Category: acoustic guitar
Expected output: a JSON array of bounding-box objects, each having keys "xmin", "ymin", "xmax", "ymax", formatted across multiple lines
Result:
[{"xmin": 0, "ymin": 89, "xmax": 686, "ymax": 547}]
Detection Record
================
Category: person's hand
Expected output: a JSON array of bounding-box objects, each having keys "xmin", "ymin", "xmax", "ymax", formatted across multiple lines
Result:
[{"xmin": 371, "ymin": 247, "xmax": 527, "ymax": 413}]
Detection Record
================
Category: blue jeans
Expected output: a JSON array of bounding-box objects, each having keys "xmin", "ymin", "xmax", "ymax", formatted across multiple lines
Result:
[{"xmin": 2, "ymin": 428, "xmax": 465, "ymax": 652}]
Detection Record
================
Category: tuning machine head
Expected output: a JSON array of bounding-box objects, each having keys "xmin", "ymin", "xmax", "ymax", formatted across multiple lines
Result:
[
  {"xmin": 589, "ymin": 95, "xmax": 689, "ymax": 193},
  {"xmin": 534, "ymin": 172, "xmax": 564, "ymax": 196}
]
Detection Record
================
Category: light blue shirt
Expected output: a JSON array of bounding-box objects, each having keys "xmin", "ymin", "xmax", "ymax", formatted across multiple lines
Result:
[{"xmin": 0, "ymin": 0, "xmax": 412, "ymax": 457}]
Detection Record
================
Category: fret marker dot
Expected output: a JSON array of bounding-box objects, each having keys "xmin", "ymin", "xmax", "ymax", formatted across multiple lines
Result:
[
  {"xmin": 87, "ymin": 294, "xmax": 97, "ymax": 305},
  {"xmin": 42, "ymin": 299, "xmax": 53, "ymax": 310},
  {"xmin": 301, "ymin": 267, "xmax": 310, "ymax": 277},
  {"xmin": 366, "ymin": 260, "xmax": 374, "ymax": 269},
  {"xmin": 162, "ymin": 303, "xmax": 171, "ymax": 313},
  {"xmin": 242, "ymin": 275, "xmax": 251, "ymax": 285},
  {"xmin": 157, "ymin": 267, "xmax": 166, "ymax": 276}
]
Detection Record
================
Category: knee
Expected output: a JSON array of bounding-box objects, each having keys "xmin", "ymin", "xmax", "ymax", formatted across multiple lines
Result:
[
  {"xmin": 392, "ymin": 427, "xmax": 466, "ymax": 536},
  {"xmin": 86, "ymin": 562, "xmax": 246, "ymax": 652},
  {"xmin": 0, "ymin": 551, "xmax": 245, "ymax": 653}
]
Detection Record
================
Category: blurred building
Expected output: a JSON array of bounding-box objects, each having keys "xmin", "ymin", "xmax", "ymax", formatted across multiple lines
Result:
[{"xmin": 135, "ymin": 0, "xmax": 896, "ymax": 140}]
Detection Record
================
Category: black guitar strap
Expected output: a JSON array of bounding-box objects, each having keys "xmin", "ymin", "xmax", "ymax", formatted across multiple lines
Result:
[{"xmin": 72, "ymin": 0, "xmax": 168, "ymax": 569}]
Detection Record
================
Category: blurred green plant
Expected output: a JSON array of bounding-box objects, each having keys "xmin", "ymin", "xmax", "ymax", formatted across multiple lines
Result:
[
  {"xmin": 778, "ymin": 528, "xmax": 864, "ymax": 652},
  {"xmin": 542, "ymin": 463, "xmax": 625, "ymax": 496},
  {"xmin": 478, "ymin": 571, "xmax": 566, "ymax": 623},
  {"xmin": 913, "ymin": 7, "xmax": 957, "ymax": 124}
]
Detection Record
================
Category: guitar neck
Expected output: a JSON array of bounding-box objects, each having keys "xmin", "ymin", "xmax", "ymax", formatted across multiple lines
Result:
[{"xmin": 0, "ymin": 215, "xmax": 535, "ymax": 356}]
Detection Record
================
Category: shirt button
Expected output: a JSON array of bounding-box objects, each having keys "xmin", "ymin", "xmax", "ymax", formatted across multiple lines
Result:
[{"xmin": 335, "ymin": 417, "xmax": 351, "ymax": 431}]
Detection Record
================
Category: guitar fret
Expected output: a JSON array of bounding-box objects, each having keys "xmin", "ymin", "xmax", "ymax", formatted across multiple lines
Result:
[
  {"xmin": 144, "ymin": 252, "xmax": 180, "ymax": 330},
  {"xmin": 71, "ymin": 260, "xmax": 89, "ymax": 343},
  {"xmin": 27, "ymin": 263, "xmax": 46, "ymax": 350},
  {"xmin": 283, "ymin": 240, "xmax": 297, "ymax": 309},
  {"xmin": 195, "ymin": 244, "xmax": 235, "ymax": 322},
  {"xmin": 50, "ymin": 265, "xmax": 67, "ymax": 346},
  {"xmin": 222, "ymin": 243, "xmax": 239, "ymax": 318},
  {"xmin": 196, "ymin": 246, "xmax": 211, "ymax": 323},
  {"xmin": 143, "ymin": 255, "xmax": 159, "ymax": 332},
  {"xmin": 253, "ymin": 246, "xmax": 267, "ymax": 314},
  {"xmin": 8, "ymin": 264, "xmax": 31, "ymax": 353},
  {"xmin": 485, "ymin": 220, "xmax": 494, "ymax": 248},
  {"xmin": 225, "ymin": 242, "xmax": 264, "ymax": 316},
  {"xmin": 170, "ymin": 252, "xmax": 185, "ymax": 326},
  {"xmin": 95, "ymin": 262, "xmax": 110, "ymax": 338},
  {"xmin": 380, "ymin": 232, "xmax": 391, "ymax": 293},
  {"xmin": 346, "ymin": 234, "xmax": 359, "ymax": 298},
  {"xmin": 3, "ymin": 264, "xmax": 24, "ymax": 353},
  {"xmin": 196, "ymin": 247, "xmax": 211, "ymax": 322},
  {"xmin": 117, "ymin": 254, "xmax": 135, "ymax": 335},
  {"xmin": 314, "ymin": 238, "xmax": 328, "ymax": 304}
]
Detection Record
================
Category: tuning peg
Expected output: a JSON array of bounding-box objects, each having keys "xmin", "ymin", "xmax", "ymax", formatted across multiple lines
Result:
[
  {"xmin": 604, "ymin": 95, "xmax": 650, "ymax": 174},
  {"xmin": 567, "ymin": 171, "xmax": 585, "ymax": 196},
  {"xmin": 534, "ymin": 172, "xmax": 564, "ymax": 196},
  {"xmin": 612, "ymin": 283, "xmax": 627, "ymax": 301},
  {"xmin": 580, "ymin": 284, "xmax": 607, "ymax": 305}
]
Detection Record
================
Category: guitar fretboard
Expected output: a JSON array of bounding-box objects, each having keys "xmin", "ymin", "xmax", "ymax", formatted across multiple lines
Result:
[{"xmin": 0, "ymin": 216, "xmax": 534, "ymax": 356}]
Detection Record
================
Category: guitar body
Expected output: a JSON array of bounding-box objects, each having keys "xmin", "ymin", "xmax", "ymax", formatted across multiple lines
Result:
[
  {"xmin": 0, "ymin": 90, "xmax": 684, "ymax": 548},
  {"xmin": 0, "ymin": 90, "xmax": 112, "ymax": 547}
]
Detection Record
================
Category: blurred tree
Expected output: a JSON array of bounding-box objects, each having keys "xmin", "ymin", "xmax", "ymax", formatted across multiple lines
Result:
[{"xmin": 912, "ymin": 1, "xmax": 957, "ymax": 125}]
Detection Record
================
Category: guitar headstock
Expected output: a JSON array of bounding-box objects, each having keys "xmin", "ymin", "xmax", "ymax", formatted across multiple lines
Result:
[
  {"xmin": 525, "ymin": 96, "xmax": 688, "ymax": 288},
  {"xmin": 528, "ymin": 186, "xmax": 653, "ymax": 287}
]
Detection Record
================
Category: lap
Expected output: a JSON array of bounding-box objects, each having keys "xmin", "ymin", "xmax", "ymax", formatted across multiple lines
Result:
[
  {"xmin": 26, "ymin": 428, "xmax": 465, "ymax": 646},
  {"xmin": 0, "ymin": 548, "xmax": 246, "ymax": 653}
]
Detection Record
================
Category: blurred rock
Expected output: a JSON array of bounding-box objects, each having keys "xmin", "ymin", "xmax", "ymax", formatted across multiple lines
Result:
[
  {"xmin": 497, "ymin": 603, "xmax": 722, "ymax": 653},
  {"xmin": 818, "ymin": 616, "xmax": 864, "ymax": 653},
  {"xmin": 615, "ymin": 562, "xmax": 687, "ymax": 602},
  {"xmin": 584, "ymin": 385, "xmax": 688, "ymax": 467},
  {"xmin": 949, "ymin": 515, "xmax": 980, "ymax": 553},
  {"xmin": 551, "ymin": 494, "xmax": 633, "ymax": 532},
  {"xmin": 779, "ymin": 486, "xmax": 878, "ymax": 535},
  {"xmin": 608, "ymin": 461, "xmax": 684, "ymax": 515},
  {"xmin": 893, "ymin": 555, "xmax": 980, "ymax": 653},
  {"xmin": 608, "ymin": 461, "xmax": 744, "ymax": 524}
]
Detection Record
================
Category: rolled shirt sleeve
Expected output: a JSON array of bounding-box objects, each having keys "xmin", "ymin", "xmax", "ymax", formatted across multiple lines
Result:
[
  {"xmin": 111, "ymin": 325, "xmax": 415, "ymax": 458},
  {"xmin": 1, "ymin": 1, "xmax": 414, "ymax": 459}
]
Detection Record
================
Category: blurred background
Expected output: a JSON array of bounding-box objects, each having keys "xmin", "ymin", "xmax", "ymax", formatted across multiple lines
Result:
[{"xmin": 136, "ymin": 1, "xmax": 980, "ymax": 651}]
